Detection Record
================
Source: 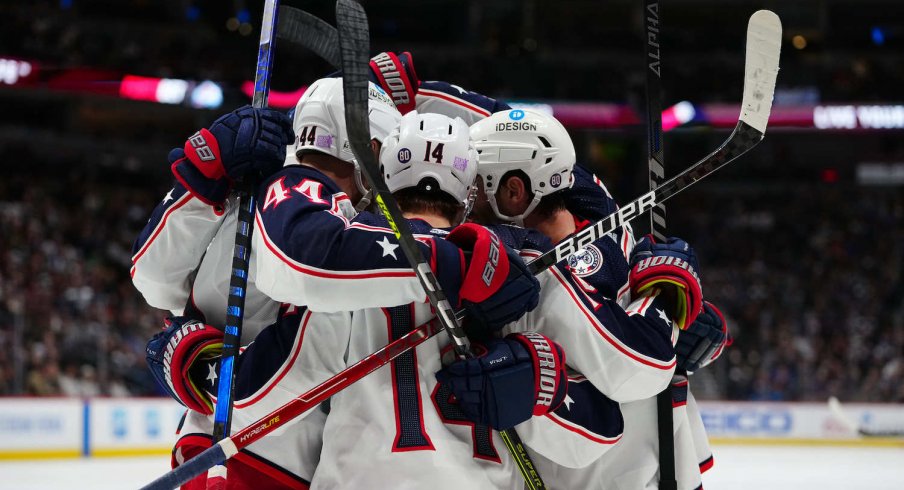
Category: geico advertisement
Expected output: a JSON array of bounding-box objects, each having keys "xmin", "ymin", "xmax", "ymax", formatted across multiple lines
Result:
[{"xmin": 698, "ymin": 401, "xmax": 904, "ymax": 439}]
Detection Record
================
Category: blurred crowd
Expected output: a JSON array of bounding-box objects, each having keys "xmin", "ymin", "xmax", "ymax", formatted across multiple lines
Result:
[
  {"xmin": 671, "ymin": 185, "xmax": 904, "ymax": 402},
  {"xmin": 0, "ymin": 146, "xmax": 164, "ymax": 397}
]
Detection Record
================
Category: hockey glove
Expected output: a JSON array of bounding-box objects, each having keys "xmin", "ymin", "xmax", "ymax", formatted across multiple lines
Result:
[
  {"xmin": 629, "ymin": 235, "xmax": 703, "ymax": 330},
  {"xmin": 435, "ymin": 332, "xmax": 567, "ymax": 430},
  {"xmin": 561, "ymin": 164, "xmax": 617, "ymax": 221},
  {"xmin": 446, "ymin": 223, "xmax": 541, "ymax": 333},
  {"xmin": 172, "ymin": 105, "xmax": 294, "ymax": 205},
  {"xmin": 369, "ymin": 51, "xmax": 419, "ymax": 114},
  {"xmin": 146, "ymin": 317, "xmax": 223, "ymax": 415},
  {"xmin": 676, "ymin": 301, "xmax": 732, "ymax": 373}
]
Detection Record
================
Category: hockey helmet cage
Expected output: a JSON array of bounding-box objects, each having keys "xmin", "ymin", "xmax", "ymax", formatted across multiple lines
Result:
[
  {"xmin": 469, "ymin": 109, "xmax": 576, "ymax": 225},
  {"xmin": 380, "ymin": 111, "xmax": 478, "ymax": 207}
]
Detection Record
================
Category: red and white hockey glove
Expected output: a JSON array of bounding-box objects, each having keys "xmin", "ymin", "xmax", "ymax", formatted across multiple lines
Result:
[
  {"xmin": 629, "ymin": 235, "xmax": 703, "ymax": 330},
  {"xmin": 145, "ymin": 317, "xmax": 223, "ymax": 415},
  {"xmin": 172, "ymin": 105, "xmax": 293, "ymax": 205},
  {"xmin": 435, "ymin": 332, "xmax": 567, "ymax": 430},
  {"xmin": 369, "ymin": 51, "xmax": 419, "ymax": 114},
  {"xmin": 446, "ymin": 223, "xmax": 540, "ymax": 333}
]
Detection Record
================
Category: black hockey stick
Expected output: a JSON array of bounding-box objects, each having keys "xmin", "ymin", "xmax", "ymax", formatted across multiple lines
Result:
[
  {"xmin": 208, "ymin": 0, "xmax": 281, "ymax": 485},
  {"xmin": 277, "ymin": 5, "xmax": 340, "ymax": 69},
  {"xmin": 642, "ymin": 1, "xmax": 677, "ymax": 488},
  {"xmin": 334, "ymin": 1, "xmax": 546, "ymax": 488}
]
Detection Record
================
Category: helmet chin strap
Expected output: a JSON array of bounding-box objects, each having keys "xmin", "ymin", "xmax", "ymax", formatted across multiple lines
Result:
[{"xmin": 486, "ymin": 189, "xmax": 542, "ymax": 228}]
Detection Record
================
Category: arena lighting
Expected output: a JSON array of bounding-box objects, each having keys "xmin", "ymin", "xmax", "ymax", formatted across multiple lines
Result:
[
  {"xmin": 662, "ymin": 101, "xmax": 697, "ymax": 131},
  {"xmin": 0, "ymin": 58, "xmax": 35, "ymax": 85},
  {"xmin": 241, "ymin": 81, "xmax": 308, "ymax": 109},
  {"xmin": 120, "ymin": 75, "xmax": 224, "ymax": 108}
]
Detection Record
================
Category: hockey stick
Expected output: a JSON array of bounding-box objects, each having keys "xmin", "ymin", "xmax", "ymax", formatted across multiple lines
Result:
[
  {"xmin": 141, "ymin": 12, "xmax": 781, "ymax": 488},
  {"xmin": 140, "ymin": 318, "xmax": 446, "ymax": 490},
  {"xmin": 276, "ymin": 5, "xmax": 340, "ymax": 69},
  {"xmin": 828, "ymin": 397, "xmax": 904, "ymax": 438},
  {"xmin": 333, "ymin": 1, "xmax": 545, "ymax": 488},
  {"xmin": 641, "ymin": 2, "xmax": 677, "ymax": 488},
  {"xmin": 528, "ymin": 9, "xmax": 780, "ymax": 276},
  {"xmin": 207, "ymin": 1, "xmax": 280, "ymax": 486}
]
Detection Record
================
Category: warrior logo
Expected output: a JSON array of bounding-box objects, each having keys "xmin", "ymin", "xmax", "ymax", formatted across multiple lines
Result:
[{"xmin": 567, "ymin": 244, "xmax": 604, "ymax": 277}]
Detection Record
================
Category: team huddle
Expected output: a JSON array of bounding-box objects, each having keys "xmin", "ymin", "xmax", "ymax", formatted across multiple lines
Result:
[{"xmin": 132, "ymin": 51, "xmax": 731, "ymax": 489}]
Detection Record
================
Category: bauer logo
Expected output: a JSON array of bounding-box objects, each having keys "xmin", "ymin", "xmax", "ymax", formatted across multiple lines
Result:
[
  {"xmin": 550, "ymin": 173, "xmax": 562, "ymax": 188},
  {"xmin": 509, "ymin": 109, "xmax": 525, "ymax": 120},
  {"xmin": 398, "ymin": 148, "xmax": 411, "ymax": 163},
  {"xmin": 567, "ymin": 245, "xmax": 603, "ymax": 277}
]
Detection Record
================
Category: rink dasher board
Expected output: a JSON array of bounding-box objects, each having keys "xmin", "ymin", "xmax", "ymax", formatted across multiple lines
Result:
[
  {"xmin": 1, "ymin": 398, "xmax": 902, "ymax": 459},
  {"xmin": 0, "ymin": 398, "xmax": 182, "ymax": 459}
]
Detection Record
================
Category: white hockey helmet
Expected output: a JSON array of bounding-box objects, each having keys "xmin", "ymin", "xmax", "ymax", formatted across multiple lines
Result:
[
  {"xmin": 292, "ymin": 77, "xmax": 402, "ymax": 194},
  {"xmin": 469, "ymin": 108, "xmax": 576, "ymax": 225},
  {"xmin": 380, "ymin": 111, "xmax": 478, "ymax": 209}
]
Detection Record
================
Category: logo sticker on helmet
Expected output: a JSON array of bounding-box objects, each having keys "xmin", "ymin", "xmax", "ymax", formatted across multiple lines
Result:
[
  {"xmin": 550, "ymin": 173, "xmax": 562, "ymax": 187},
  {"xmin": 398, "ymin": 148, "xmax": 412, "ymax": 163},
  {"xmin": 567, "ymin": 245, "xmax": 604, "ymax": 277},
  {"xmin": 453, "ymin": 156, "xmax": 468, "ymax": 171},
  {"xmin": 509, "ymin": 109, "xmax": 525, "ymax": 120}
]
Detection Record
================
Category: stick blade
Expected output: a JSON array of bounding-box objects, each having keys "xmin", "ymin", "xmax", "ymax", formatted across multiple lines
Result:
[
  {"xmin": 740, "ymin": 10, "xmax": 782, "ymax": 134},
  {"xmin": 276, "ymin": 6, "xmax": 341, "ymax": 69}
]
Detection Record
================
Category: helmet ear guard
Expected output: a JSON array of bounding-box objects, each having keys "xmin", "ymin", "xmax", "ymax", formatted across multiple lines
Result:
[{"xmin": 470, "ymin": 109, "xmax": 576, "ymax": 226}]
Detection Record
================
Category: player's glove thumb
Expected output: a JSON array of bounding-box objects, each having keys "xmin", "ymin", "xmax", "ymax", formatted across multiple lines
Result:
[
  {"xmin": 446, "ymin": 223, "xmax": 540, "ymax": 334},
  {"xmin": 676, "ymin": 301, "xmax": 731, "ymax": 372},
  {"xmin": 629, "ymin": 235, "xmax": 703, "ymax": 330},
  {"xmin": 435, "ymin": 332, "xmax": 567, "ymax": 430},
  {"xmin": 369, "ymin": 51, "xmax": 419, "ymax": 114}
]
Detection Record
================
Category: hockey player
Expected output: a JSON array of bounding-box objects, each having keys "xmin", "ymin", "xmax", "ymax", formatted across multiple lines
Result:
[
  {"xmin": 469, "ymin": 108, "xmax": 731, "ymax": 489},
  {"xmin": 306, "ymin": 110, "xmax": 573, "ymax": 489}
]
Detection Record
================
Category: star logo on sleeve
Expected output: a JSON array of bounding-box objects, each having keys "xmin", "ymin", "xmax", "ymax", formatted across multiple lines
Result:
[
  {"xmin": 376, "ymin": 236, "xmax": 400, "ymax": 260},
  {"xmin": 563, "ymin": 395, "xmax": 575, "ymax": 411},
  {"xmin": 162, "ymin": 188, "xmax": 175, "ymax": 204},
  {"xmin": 656, "ymin": 308, "xmax": 672, "ymax": 327},
  {"xmin": 206, "ymin": 363, "xmax": 218, "ymax": 386}
]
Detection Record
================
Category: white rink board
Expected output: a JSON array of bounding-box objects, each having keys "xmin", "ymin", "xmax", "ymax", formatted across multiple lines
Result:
[
  {"xmin": 0, "ymin": 398, "xmax": 82, "ymax": 454},
  {"xmin": 89, "ymin": 399, "xmax": 183, "ymax": 454}
]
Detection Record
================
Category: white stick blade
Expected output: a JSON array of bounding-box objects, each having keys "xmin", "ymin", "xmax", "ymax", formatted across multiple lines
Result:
[{"xmin": 740, "ymin": 10, "xmax": 782, "ymax": 134}]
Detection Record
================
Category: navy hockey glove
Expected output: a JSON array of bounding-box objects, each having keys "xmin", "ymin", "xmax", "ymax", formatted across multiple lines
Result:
[
  {"xmin": 436, "ymin": 332, "xmax": 567, "ymax": 430},
  {"xmin": 446, "ymin": 223, "xmax": 541, "ymax": 333},
  {"xmin": 369, "ymin": 51, "xmax": 419, "ymax": 114},
  {"xmin": 172, "ymin": 105, "xmax": 294, "ymax": 205},
  {"xmin": 629, "ymin": 235, "xmax": 703, "ymax": 330},
  {"xmin": 561, "ymin": 164, "xmax": 617, "ymax": 221},
  {"xmin": 146, "ymin": 317, "xmax": 223, "ymax": 415},
  {"xmin": 676, "ymin": 301, "xmax": 731, "ymax": 372}
]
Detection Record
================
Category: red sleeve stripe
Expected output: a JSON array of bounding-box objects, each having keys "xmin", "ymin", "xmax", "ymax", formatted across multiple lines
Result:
[
  {"xmin": 417, "ymin": 89, "xmax": 492, "ymax": 118},
  {"xmin": 234, "ymin": 310, "xmax": 311, "ymax": 408},
  {"xmin": 131, "ymin": 192, "xmax": 194, "ymax": 264},
  {"xmin": 545, "ymin": 412, "xmax": 622, "ymax": 445},
  {"xmin": 255, "ymin": 212, "xmax": 416, "ymax": 280},
  {"xmin": 699, "ymin": 454, "xmax": 715, "ymax": 473},
  {"xmin": 551, "ymin": 268, "xmax": 676, "ymax": 370}
]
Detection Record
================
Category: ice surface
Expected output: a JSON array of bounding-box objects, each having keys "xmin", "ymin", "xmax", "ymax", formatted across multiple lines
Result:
[{"xmin": 2, "ymin": 444, "xmax": 903, "ymax": 489}]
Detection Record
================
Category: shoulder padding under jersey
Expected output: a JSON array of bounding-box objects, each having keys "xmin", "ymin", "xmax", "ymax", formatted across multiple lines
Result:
[
  {"xmin": 416, "ymin": 81, "xmax": 511, "ymax": 125},
  {"xmin": 253, "ymin": 165, "xmax": 462, "ymax": 313}
]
